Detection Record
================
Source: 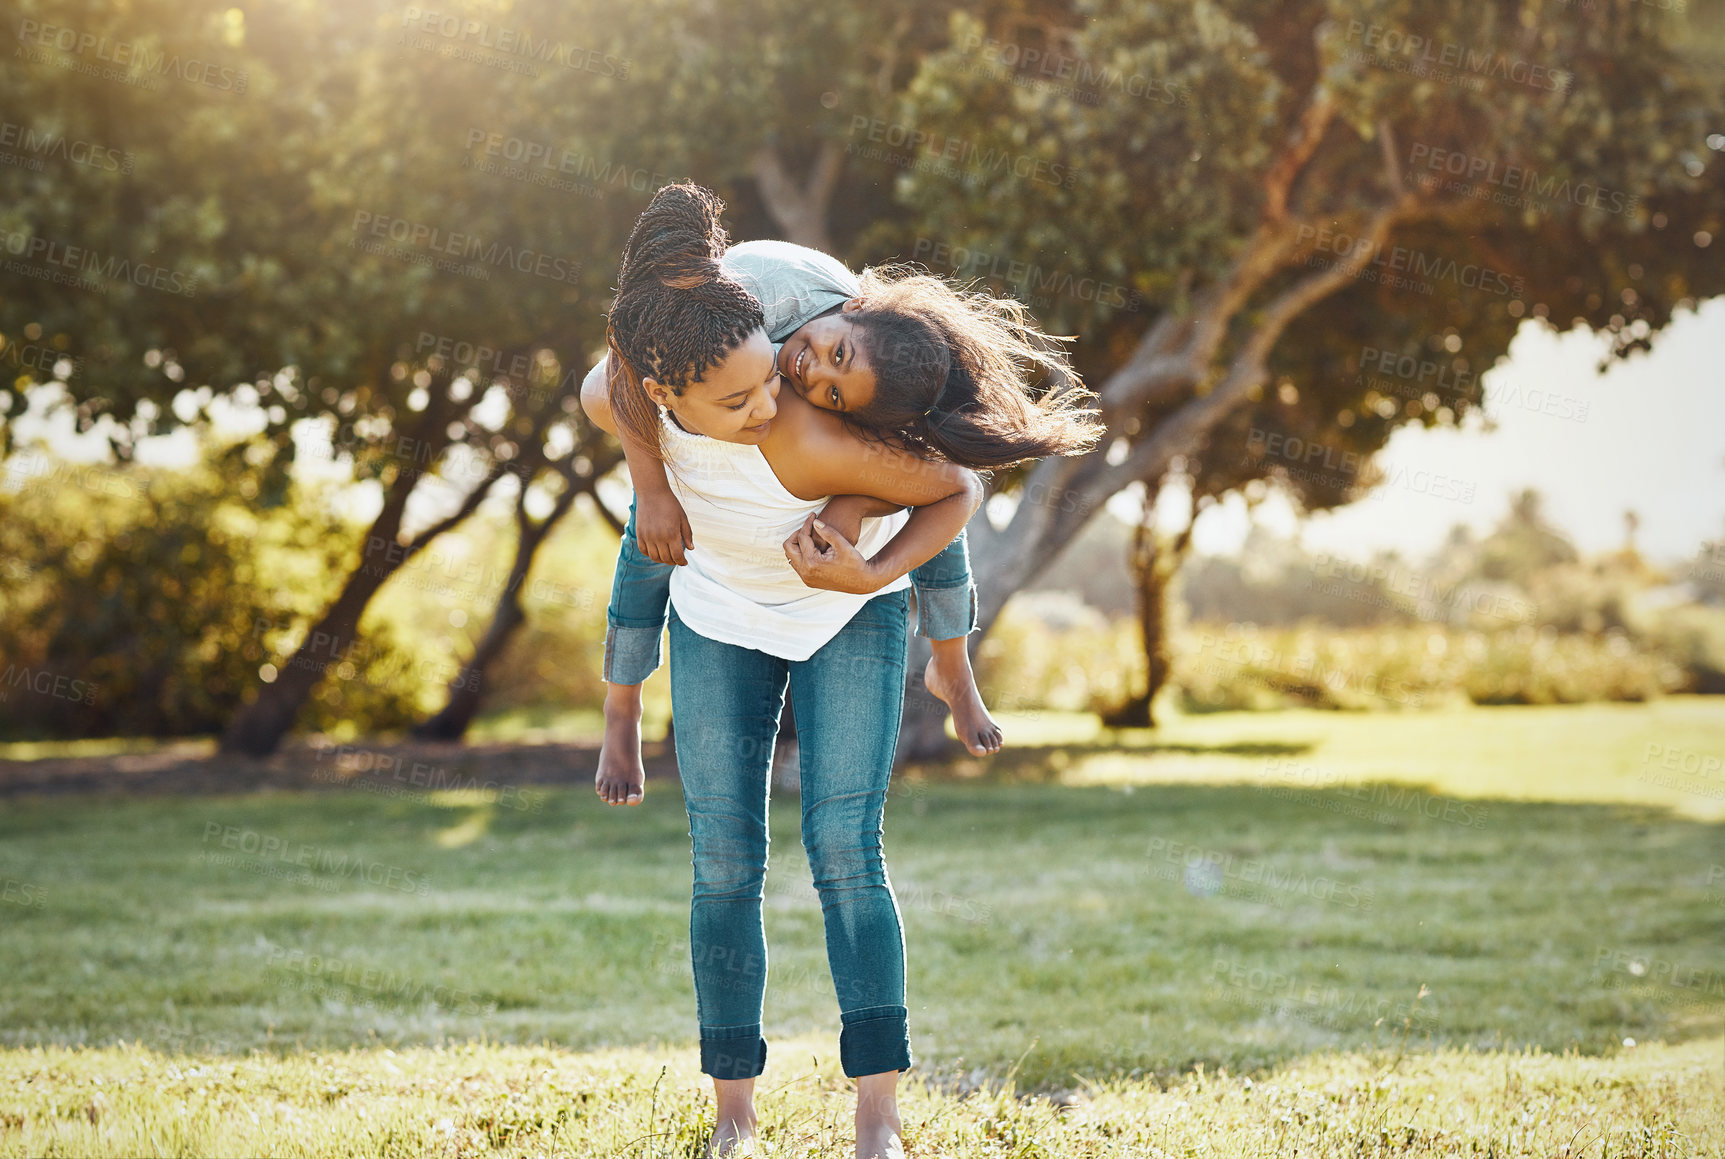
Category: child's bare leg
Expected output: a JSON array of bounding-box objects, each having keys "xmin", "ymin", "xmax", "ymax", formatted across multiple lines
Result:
[
  {"xmin": 596, "ymin": 682, "xmax": 646, "ymax": 805},
  {"xmin": 923, "ymin": 637, "xmax": 1002, "ymax": 757}
]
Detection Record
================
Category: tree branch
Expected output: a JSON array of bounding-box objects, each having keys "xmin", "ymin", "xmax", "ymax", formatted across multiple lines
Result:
[
  {"xmin": 402, "ymin": 457, "xmax": 513, "ymax": 557},
  {"xmin": 1105, "ymin": 196, "xmax": 1415, "ymax": 495},
  {"xmin": 1377, "ymin": 116, "xmax": 1403, "ymax": 195},
  {"xmin": 875, "ymin": 10, "xmax": 914, "ymax": 97},
  {"xmin": 1264, "ymin": 87, "xmax": 1337, "ymax": 222},
  {"xmin": 1099, "ymin": 87, "xmax": 1337, "ymax": 429},
  {"xmin": 752, "ymin": 144, "xmax": 839, "ymax": 250}
]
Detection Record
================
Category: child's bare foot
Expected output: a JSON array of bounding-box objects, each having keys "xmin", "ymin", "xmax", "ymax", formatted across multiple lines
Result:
[
  {"xmin": 596, "ymin": 685, "xmax": 646, "ymax": 806},
  {"xmin": 924, "ymin": 639, "xmax": 1001, "ymax": 757}
]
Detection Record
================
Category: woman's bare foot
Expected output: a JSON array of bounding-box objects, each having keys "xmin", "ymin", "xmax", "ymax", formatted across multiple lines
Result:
[
  {"xmin": 706, "ymin": 1078, "xmax": 760, "ymax": 1157},
  {"xmin": 856, "ymin": 1072, "xmax": 905, "ymax": 1159},
  {"xmin": 596, "ymin": 684, "xmax": 646, "ymax": 805},
  {"xmin": 924, "ymin": 640, "xmax": 1002, "ymax": 757},
  {"xmin": 705, "ymin": 1113, "xmax": 760, "ymax": 1157}
]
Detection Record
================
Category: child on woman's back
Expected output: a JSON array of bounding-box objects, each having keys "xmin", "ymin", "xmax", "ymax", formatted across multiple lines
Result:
[{"xmin": 584, "ymin": 237, "xmax": 1099, "ymax": 805}]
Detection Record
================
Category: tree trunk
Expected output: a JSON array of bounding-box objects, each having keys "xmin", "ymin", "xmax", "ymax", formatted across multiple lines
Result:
[
  {"xmin": 1103, "ymin": 486, "xmax": 1192, "ymax": 729},
  {"xmin": 219, "ymin": 379, "xmax": 507, "ymax": 756},
  {"xmin": 752, "ymin": 143, "xmax": 842, "ymax": 252},
  {"xmin": 408, "ymin": 547, "xmax": 532, "ymax": 744},
  {"xmin": 871, "ymin": 87, "xmax": 1418, "ymax": 764},
  {"xmin": 408, "ymin": 439, "xmax": 614, "ymax": 738},
  {"xmin": 893, "ymin": 631, "xmax": 952, "ymax": 762},
  {"xmin": 413, "ymin": 454, "xmax": 616, "ymax": 741},
  {"xmin": 219, "ymin": 535, "xmax": 406, "ymax": 758},
  {"xmin": 1103, "ymin": 489, "xmax": 1162, "ymax": 728}
]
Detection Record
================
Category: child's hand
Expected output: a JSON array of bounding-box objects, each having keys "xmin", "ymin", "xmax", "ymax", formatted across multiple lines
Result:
[{"xmin": 636, "ymin": 489, "xmax": 693, "ymax": 566}]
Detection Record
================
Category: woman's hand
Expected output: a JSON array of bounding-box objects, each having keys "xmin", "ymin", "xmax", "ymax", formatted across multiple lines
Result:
[
  {"xmin": 637, "ymin": 488, "xmax": 694, "ymax": 566},
  {"xmin": 784, "ymin": 514, "xmax": 883, "ymax": 594}
]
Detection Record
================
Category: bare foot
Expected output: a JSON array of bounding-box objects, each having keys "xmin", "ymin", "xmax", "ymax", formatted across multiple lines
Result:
[
  {"xmin": 924, "ymin": 641, "xmax": 1002, "ymax": 757},
  {"xmin": 596, "ymin": 685, "xmax": 646, "ymax": 806},
  {"xmin": 856, "ymin": 1116, "xmax": 904, "ymax": 1159},
  {"xmin": 705, "ymin": 1113, "xmax": 760, "ymax": 1157},
  {"xmin": 707, "ymin": 1078, "xmax": 759, "ymax": 1158},
  {"xmin": 856, "ymin": 1074, "xmax": 905, "ymax": 1159}
]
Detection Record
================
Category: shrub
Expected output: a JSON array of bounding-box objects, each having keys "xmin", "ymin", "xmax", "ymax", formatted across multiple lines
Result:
[{"xmin": 0, "ymin": 452, "xmax": 428, "ymax": 739}]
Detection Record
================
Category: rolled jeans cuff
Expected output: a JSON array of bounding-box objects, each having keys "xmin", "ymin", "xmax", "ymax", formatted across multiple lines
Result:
[
  {"xmin": 914, "ymin": 582, "xmax": 976, "ymax": 642},
  {"xmin": 603, "ymin": 621, "xmax": 662, "ymax": 686},
  {"xmin": 838, "ymin": 1006, "xmax": 912, "ymax": 1077},
  {"xmin": 700, "ymin": 1026, "xmax": 767, "ymax": 1079}
]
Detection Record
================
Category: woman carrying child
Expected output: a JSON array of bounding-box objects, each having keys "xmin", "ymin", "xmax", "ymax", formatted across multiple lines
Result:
[
  {"xmin": 580, "ymin": 183, "xmax": 1097, "ymax": 1158},
  {"xmin": 593, "ymin": 212, "xmax": 1096, "ymax": 805}
]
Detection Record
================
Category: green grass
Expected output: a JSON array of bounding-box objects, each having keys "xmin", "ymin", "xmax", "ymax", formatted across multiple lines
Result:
[
  {"xmin": 2, "ymin": 700, "xmax": 1722, "ymax": 1155},
  {"xmin": 2, "ymin": 1039, "xmax": 1718, "ymax": 1157}
]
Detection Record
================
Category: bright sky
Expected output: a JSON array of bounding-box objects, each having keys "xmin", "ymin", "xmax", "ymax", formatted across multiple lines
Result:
[{"xmin": 1134, "ymin": 295, "xmax": 1725, "ymax": 566}]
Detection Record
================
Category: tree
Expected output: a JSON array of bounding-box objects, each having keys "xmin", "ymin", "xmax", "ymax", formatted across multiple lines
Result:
[
  {"xmin": 8, "ymin": 0, "xmax": 1721, "ymax": 758},
  {"xmin": 411, "ymin": 423, "xmax": 623, "ymax": 740},
  {"xmin": 1476, "ymin": 488, "xmax": 1580, "ymax": 584},
  {"xmin": 1, "ymin": 0, "xmax": 644, "ymax": 753},
  {"xmin": 610, "ymin": 0, "xmax": 1722, "ymax": 756},
  {"xmin": 870, "ymin": 0, "xmax": 1725, "ymax": 753}
]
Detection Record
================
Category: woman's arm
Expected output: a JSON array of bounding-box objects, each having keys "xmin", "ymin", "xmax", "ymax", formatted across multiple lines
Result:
[
  {"xmin": 580, "ymin": 356, "xmax": 695, "ymax": 565},
  {"xmin": 784, "ymin": 478, "xmax": 980, "ymax": 594}
]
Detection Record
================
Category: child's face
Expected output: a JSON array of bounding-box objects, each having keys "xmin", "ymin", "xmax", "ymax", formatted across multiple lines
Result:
[
  {"xmin": 644, "ymin": 328, "xmax": 783, "ymax": 444},
  {"xmin": 778, "ymin": 306, "xmax": 878, "ymax": 414}
]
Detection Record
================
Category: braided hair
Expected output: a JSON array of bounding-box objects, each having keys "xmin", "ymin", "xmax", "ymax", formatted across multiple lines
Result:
[{"xmin": 605, "ymin": 183, "xmax": 766, "ymax": 463}]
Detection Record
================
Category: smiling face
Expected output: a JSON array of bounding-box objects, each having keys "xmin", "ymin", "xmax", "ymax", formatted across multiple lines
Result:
[
  {"xmin": 643, "ymin": 328, "xmax": 782, "ymax": 444},
  {"xmin": 777, "ymin": 303, "xmax": 878, "ymax": 414}
]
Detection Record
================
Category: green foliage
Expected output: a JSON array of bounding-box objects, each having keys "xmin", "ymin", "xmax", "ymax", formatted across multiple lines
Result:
[
  {"xmin": 977, "ymin": 590, "xmax": 1144, "ymax": 712},
  {"xmin": 1474, "ymin": 488, "xmax": 1580, "ymax": 584},
  {"xmin": 1682, "ymin": 533, "xmax": 1725, "ymax": 606},
  {"xmin": 0, "ymin": 0, "xmax": 638, "ymax": 452},
  {"xmin": 3, "ymin": 0, "xmax": 1723, "ymax": 746},
  {"xmin": 0, "ymin": 450, "xmax": 425, "ymax": 738},
  {"xmin": 992, "ymin": 485, "xmax": 1725, "ymax": 712},
  {"xmin": 1642, "ymin": 603, "xmax": 1725, "ymax": 695},
  {"xmin": 888, "ymin": 0, "xmax": 1724, "ymax": 511},
  {"xmin": 978, "ymin": 604, "xmax": 1679, "ymax": 716},
  {"xmin": 1175, "ymin": 623, "xmax": 1674, "ymax": 713}
]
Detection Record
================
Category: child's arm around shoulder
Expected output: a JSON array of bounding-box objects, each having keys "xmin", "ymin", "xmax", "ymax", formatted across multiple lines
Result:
[
  {"xmin": 766, "ymin": 388, "xmax": 978, "ymax": 510},
  {"xmin": 579, "ymin": 354, "xmax": 694, "ymax": 566},
  {"xmin": 765, "ymin": 390, "xmax": 983, "ymax": 594},
  {"xmin": 579, "ymin": 356, "xmax": 618, "ymax": 436}
]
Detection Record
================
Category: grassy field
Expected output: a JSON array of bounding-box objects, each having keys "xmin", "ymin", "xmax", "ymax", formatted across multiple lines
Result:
[
  {"xmin": 1, "ymin": 699, "xmax": 1722, "ymax": 1155},
  {"xmin": 2, "ymin": 1039, "xmax": 1719, "ymax": 1157}
]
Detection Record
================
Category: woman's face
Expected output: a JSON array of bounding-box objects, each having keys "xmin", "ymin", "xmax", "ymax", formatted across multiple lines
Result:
[
  {"xmin": 777, "ymin": 302, "xmax": 878, "ymax": 414},
  {"xmin": 645, "ymin": 328, "xmax": 782, "ymax": 444}
]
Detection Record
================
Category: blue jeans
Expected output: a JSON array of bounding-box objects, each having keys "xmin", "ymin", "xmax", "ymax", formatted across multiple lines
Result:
[
  {"xmin": 604, "ymin": 495, "xmax": 977, "ymax": 685},
  {"xmin": 669, "ymin": 589, "xmax": 914, "ymax": 1079}
]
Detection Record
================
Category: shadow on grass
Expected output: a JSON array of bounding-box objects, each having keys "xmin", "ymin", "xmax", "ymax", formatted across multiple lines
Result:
[{"xmin": 905, "ymin": 738, "xmax": 1315, "ymax": 785}]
